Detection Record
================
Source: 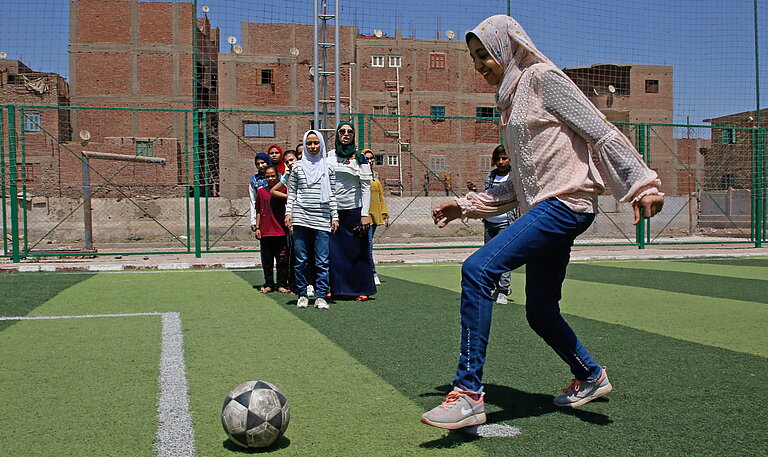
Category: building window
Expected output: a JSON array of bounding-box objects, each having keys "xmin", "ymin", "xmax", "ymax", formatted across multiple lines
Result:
[
  {"xmin": 374, "ymin": 154, "xmax": 384, "ymax": 166},
  {"xmin": 20, "ymin": 163, "xmax": 35, "ymax": 183},
  {"xmin": 135, "ymin": 140, "xmax": 155, "ymax": 157},
  {"xmin": 373, "ymin": 105, "xmax": 385, "ymax": 115},
  {"xmin": 244, "ymin": 121, "xmax": 275, "ymax": 138},
  {"xmin": 429, "ymin": 53, "xmax": 446, "ymax": 69},
  {"xmin": 430, "ymin": 105, "xmax": 446, "ymax": 121},
  {"xmin": 478, "ymin": 155, "xmax": 492, "ymax": 171},
  {"xmin": 475, "ymin": 106, "xmax": 498, "ymax": 123},
  {"xmin": 371, "ymin": 55, "xmax": 385, "ymax": 67},
  {"xmin": 260, "ymin": 69, "xmax": 273, "ymax": 85},
  {"xmin": 429, "ymin": 155, "xmax": 446, "ymax": 172},
  {"xmin": 388, "ymin": 55, "xmax": 402, "ymax": 68},
  {"xmin": 645, "ymin": 79, "xmax": 659, "ymax": 93},
  {"xmin": 721, "ymin": 128, "xmax": 736, "ymax": 144},
  {"xmin": 23, "ymin": 113, "xmax": 41, "ymax": 132},
  {"xmin": 387, "ymin": 105, "xmax": 398, "ymax": 115},
  {"xmin": 386, "ymin": 154, "xmax": 399, "ymax": 166},
  {"xmin": 721, "ymin": 173, "xmax": 736, "ymax": 189}
]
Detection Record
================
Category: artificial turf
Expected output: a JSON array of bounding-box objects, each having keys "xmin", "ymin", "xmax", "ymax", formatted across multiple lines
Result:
[{"xmin": 0, "ymin": 259, "xmax": 766, "ymax": 456}]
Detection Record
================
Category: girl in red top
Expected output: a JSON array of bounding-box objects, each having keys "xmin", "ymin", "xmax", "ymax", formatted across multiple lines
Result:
[{"xmin": 255, "ymin": 166, "xmax": 290, "ymax": 293}]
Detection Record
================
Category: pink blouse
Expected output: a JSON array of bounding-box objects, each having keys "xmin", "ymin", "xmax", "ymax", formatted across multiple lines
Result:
[{"xmin": 457, "ymin": 63, "xmax": 662, "ymax": 218}]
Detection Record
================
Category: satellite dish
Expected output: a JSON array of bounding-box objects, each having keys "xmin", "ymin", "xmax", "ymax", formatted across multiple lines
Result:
[
  {"xmin": 309, "ymin": 66, "xmax": 315, "ymax": 77},
  {"xmin": 79, "ymin": 130, "xmax": 91, "ymax": 141},
  {"xmin": 0, "ymin": 52, "xmax": 7, "ymax": 59},
  {"xmin": 201, "ymin": 5, "xmax": 210, "ymax": 13},
  {"xmin": 445, "ymin": 30, "xmax": 455, "ymax": 40},
  {"xmin": 608, "ymin": 84, "xmax": 616, "ymax": 93},
  {"xmin": 232, "ymin": 45, "xmax": 243, "ymax": 54},
  {"xmin": 290, "ymin": 47, "xmax": 299, "ymax": 57},
  {"xmin": 227, "ymin": 36, "xmax": 237, "ymax": 45},
  {"xmin": 593, "ymin": 88, "xmax": 599, "ymax": 96},
  {"xmin": 373, "ymin": 29, "xmax": 383, "ymax": 38}
]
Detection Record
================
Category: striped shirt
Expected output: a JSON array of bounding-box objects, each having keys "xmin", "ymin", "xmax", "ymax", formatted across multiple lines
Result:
[{"xmin": 286, "ymin": 163, "xmax": 338, "ymax": 232}]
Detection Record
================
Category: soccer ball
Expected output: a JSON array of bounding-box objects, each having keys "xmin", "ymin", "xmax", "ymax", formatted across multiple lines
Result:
[{"xmin": 221, "ymin": 380, "xmax": 291, "ymax": 448}]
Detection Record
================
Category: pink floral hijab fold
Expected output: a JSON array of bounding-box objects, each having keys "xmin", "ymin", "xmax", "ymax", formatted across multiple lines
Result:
[{"xmin": 466, "ymin": 15, "xmax": 559, "ymax": 111}]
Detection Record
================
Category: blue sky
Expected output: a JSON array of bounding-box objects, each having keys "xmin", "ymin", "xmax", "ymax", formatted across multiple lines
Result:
[{"xmin": 1, "ymin": 0, "xmax": 766, "ymax": 131}]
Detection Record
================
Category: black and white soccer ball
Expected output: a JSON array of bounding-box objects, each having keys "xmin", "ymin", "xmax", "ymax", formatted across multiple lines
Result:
[{"xmin": 221, "ymin": 380, "xmax": 291, "ymax": 448}]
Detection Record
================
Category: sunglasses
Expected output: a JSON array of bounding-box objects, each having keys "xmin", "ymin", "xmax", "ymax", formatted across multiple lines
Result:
[{"xmin": 339, "ymin": 129, "xmax": 354, "ymax": 134}]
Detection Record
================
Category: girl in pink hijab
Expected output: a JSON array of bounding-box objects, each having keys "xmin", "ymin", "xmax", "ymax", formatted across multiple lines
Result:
[{"xmin": 422, "ymin": 15, "xmax": 664, "ymax": 430}]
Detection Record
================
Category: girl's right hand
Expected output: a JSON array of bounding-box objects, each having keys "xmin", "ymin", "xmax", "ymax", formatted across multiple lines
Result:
[
  {"xmin": 432, "ymin": 200, "xmax": 461, "ymax": 228},
  {"xmin": 331, "ymin": 220, "xmax": 339, "ymax": 233},
  {"xmin": 284, "ymin": 215, "xmax": 293, "ymax": 233}
]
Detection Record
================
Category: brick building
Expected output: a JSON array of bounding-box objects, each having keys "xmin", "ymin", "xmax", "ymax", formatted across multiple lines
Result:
[
  {"xmin": 68, "ymin": 0, "xmax": 218, "ymax": 196},
  {"xmin": 217, "ymin": 24, "xmax": 497, "ymax": 198},
  {"xmin": 0, "ymin": 59, "xmax": 71, "ymax": 196},
  {"xmin": 66, "ymin": 2, "xmax": 678, "ymax": 199},
  {"xmin": 563, "ymin": 63, "xmax": 676, "ymax": 194},
  {"xmin": 704, "ymin": 108, "xmax": 767, "ymax": 190}
]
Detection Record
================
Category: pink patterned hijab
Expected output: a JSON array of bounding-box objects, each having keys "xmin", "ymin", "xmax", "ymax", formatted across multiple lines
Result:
[{"xmin": 466, "ymin": 15, "xmax": 557, "ymax": 111}]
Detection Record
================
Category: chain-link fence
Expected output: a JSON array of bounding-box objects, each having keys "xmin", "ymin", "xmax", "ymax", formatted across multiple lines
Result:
[{"xmin": 1, "ymin": 0, "xmax": 766, "ymax": 261}]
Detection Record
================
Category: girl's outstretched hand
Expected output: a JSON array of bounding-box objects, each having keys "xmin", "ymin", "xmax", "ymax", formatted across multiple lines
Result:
[
  {"xmin": 432, "ymin": 200, "xmax": 461, "ymax": 228},
  {"xmin": 632, "ymin": 194, "xmax": 664, "ymax": 225}
]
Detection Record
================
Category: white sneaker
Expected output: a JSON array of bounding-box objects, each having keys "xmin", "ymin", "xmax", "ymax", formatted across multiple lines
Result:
[
  {"xmin": 373, "ymin": 274, "xmax": 381, "ymax": 286},
  {"xmin": 297, "ymin": 296, "xmax": 309, "ymax": 308},
  {"xmin": 314, "ymin": 297, "xmax": 330, "ymax": 310},
  {"xmin": 306, "ymin": 285, "xmax": 315, "ymax": 297},
  {"xmin": 495, "ymin": 293, "xmax": 509, "ymax": 305}
]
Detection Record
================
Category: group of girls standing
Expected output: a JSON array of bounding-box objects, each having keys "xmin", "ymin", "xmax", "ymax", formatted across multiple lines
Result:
[{"xmin": 279, "ymin": 122, "xmax": 377, "ymax": 309}]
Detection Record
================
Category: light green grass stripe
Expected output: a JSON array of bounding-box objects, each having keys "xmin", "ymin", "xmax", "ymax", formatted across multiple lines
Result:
[
  {"xmin": 0, "ymin": 315, "xmax": 161, "ymax": 456},
  {"xmin": 578, "ymin": 258, "xmax": 768, "ymax": 280},
  {"xmin": 561, "ymin": 279, "xmax": 768, "ymax": 357},
  {"xmin": 379, "ymin": 264, "xmax": 767, "ymax": 357},
  {"xmin": 27, "ymin": 271, "xmax": 484, "ymax": 457}
]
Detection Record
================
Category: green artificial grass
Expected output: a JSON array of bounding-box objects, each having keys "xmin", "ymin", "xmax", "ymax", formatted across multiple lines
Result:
[
  {"xmin": 0, "ymin": 313, "xmax": 160, "ymax": 456},
  {"xmin": 276, "ymin": 263, "xmax": 768, "ymax": 456},
  {"xmin": 1, "ymin": 259, "xmax": 766, "ymax": 457},
  {"xmin": 0, "ymin": 272, "xmax": 94, "ymax": 331}
]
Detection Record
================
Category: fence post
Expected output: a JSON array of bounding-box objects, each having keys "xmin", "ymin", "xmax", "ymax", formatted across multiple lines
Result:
[
  {"xmin": 634, "ymin": 123, "xmax": 647, "ymax": 249},
  {"xmin": 755, "ymin": 127, "xmax": 766, "ymax": 247},
  {"xmin": 7, "ymin": 107, "xmax": 20, "ymax": 262},
  {"xmin": 0, "ymin": 106, "xmax": 7, "ymax": 256},
  {"xmin": 356, "ymin": 113, "xmax": 365, "ymax": 151},
  {"xmin": 192, "ymin": 110, "xmax": 202, "ymax": 258}
]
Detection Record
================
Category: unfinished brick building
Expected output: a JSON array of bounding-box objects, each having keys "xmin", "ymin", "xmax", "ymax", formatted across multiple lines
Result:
[
  {"xmin": 67, "ymin": 0, "xmax": 219, "ymax": 197},
  {"xmin": 0, "ymin": 59, "xmax": 71, "ymax": 196}
]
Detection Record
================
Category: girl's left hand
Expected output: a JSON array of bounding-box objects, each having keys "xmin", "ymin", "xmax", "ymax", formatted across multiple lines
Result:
[
  {"xmin": 360, "ymin": 216, "xmax": 370, "ymax": 230},
  {"xmin": 331, "ymin": 220, "xmax": 340, "ymax": 233},
  {"xmin": 632, "ymin": 194, "xmax": 664, "ymax": 225}
]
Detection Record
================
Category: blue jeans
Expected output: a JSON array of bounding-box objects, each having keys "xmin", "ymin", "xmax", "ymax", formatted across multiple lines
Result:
[
  {"xmin": 368, "ymin": 224, "xmax": 378, "ymax": 275},
  {"xmin": 483, "ymin": 219, "xmax": 511, "ymax": 295},
  {"xmin": 454, "ymin": 198, "xmax": 601, "ymax": 392},
  {"xmin": 293, "ymin": 225, "xmax": 330, "ymax": 297}
]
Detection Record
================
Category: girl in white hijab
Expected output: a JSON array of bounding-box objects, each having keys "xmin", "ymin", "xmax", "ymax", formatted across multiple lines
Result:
[
  {"xmin": 423, "ymin": 15, "xmax": 664, "ymax": 430},
  {"xmin": 285, "ymin": 130, "xmax": 338, "ymax": 309}
]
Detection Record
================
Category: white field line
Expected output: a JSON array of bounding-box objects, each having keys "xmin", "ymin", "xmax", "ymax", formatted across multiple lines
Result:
[{"xmin": 1, "ymin": 312, "xmax": 195, "ymax": 457}]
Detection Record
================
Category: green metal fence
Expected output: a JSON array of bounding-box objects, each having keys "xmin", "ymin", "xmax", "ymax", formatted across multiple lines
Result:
[{"xmin": 1, "ymin": 105, "xmax": 766, "ymax": 262}]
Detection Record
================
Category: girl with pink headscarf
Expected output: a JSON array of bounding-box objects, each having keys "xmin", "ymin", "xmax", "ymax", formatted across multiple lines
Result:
[{"xmin": 423, "ymin": 15, "xmax": 664, "ymax": 430}]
